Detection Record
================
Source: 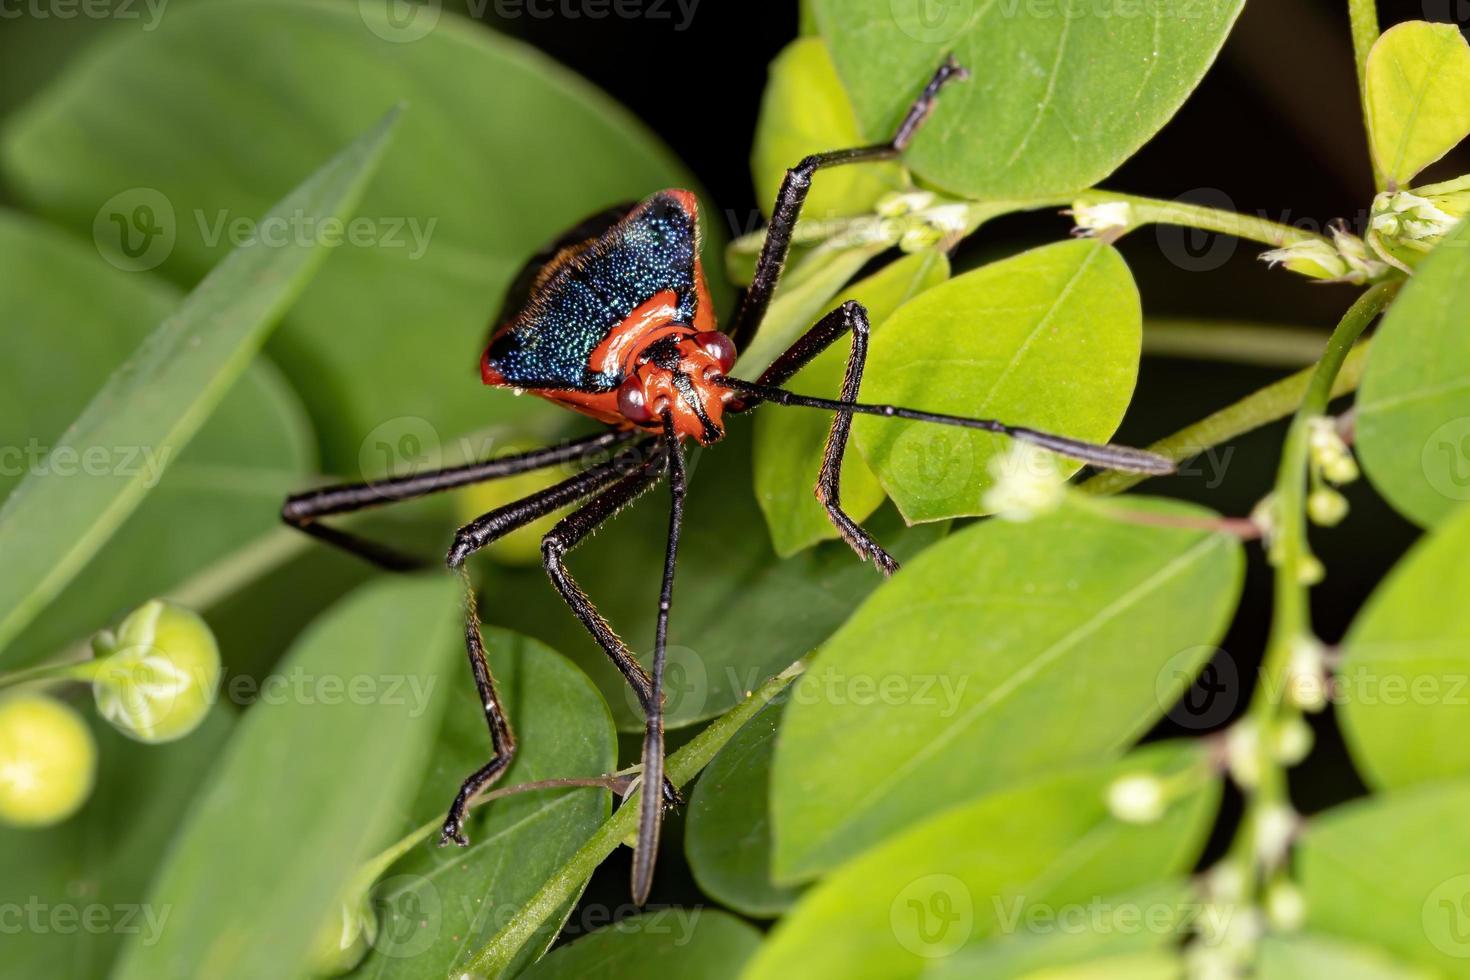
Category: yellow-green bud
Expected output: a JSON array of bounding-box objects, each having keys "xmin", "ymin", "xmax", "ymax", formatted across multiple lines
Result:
[
  {"xmin": 1069, "ymin": 200, "xmax": 1132, "ymax": 236},
  {"xmin": 1307, "ymin": 487, "xmax": 1349, "ymax": 526},
  {"xmin": 91, "ymin": 601, "xmax": 221, "ymax": 743},
  {"xmin": 0, "ymin": 693, "xmax": 97, "ymax": 827},
  {"xmin": 309, "ymin": 889, "xmax": 378, "ymax": 977},
  {"xmin": 1260, "ymin": 239, "xmax": 1347, "ymax": 281}
]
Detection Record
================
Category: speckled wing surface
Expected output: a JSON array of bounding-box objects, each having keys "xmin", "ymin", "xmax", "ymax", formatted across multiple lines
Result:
[{"xmin": 484, "ymin": 191, "xmax": 701, "ymax": 392}]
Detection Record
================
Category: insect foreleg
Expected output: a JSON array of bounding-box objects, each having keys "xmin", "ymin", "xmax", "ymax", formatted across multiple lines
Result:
[{"xmin": 726, "ymin": 55, "xmax": 968, "ymax": 348}]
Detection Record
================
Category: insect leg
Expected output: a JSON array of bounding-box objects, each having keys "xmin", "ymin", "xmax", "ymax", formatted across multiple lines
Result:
[
  {"xmin": 540, "ymin": 452, "xmax": 667, "ymax": 709},
  {"xmin": 632, "ymin": 416, "xmax": 687, "ymax": 905},
  {"xmin": 281, "ymin": 428, "xmax": 637, "ymax": 570},
  {"xmin": 439, "ymin": 584, "xmax": 517, "ymax": 847},
  {"xmin": 726, "ymin": 55, "xmax": 968, "ymax": 349},
  {"xmin": 540, "ymin": 448, "xmax": 685, "ymax": 812}
]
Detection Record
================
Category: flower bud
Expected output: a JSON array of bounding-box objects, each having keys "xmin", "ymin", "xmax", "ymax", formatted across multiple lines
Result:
[
  {"xmin": 1069, "ymin": 200, "xmax": 1132, "ymax": 236},
  {"xmin": 1106, "ymin": 773, "xmax": 1166, "ymax": 824},
  {"xmin": 1285, "ymin": 635, "xmax": 1329, "ymax": 713},
  {"xmin": 982, "ymin": 443, "xmax": 1065, "ymax": 522},
  {"xmin": 1260, "ymin": 239, "xmax": 1347, "ymax": 281},
  {"xmin": 1274, "ymin": 716, "xmax": 1314, "ymax": 766},
  {"xmin": 1225, "ymin": 721, "xmax": 1261, "ymax": 789},
  {"xmin": 1266, "ymin": 880, "xmax": 1306, "ymax": 932},
  {"xmin": 309, "ymin": 889, "xmax": 378, "ymax": 977},
  {"xmin": 0, "ymin": 693, "xmax": 96, "ymax": 827},
  {"xmin": 91, "ymin": 601, "xmax": 220, "ymax": 743},
  {"xmin": 1307, "ymin": 487, "xmax": 1349, "ymax": 527},
  {"xmin": 875, "ymin": 190, "xmax": 935, "ymax": 218}
]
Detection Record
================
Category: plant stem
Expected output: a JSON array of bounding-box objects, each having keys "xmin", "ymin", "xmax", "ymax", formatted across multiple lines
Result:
[
  {"xmin": 461, "ymin": 661, "xmax": 804, "ymax": 979},
  {"xmin": 1080, "ymin": 343, "xmax": 1372, "ymax": 497},
  {"xmin": 1143, "ymin": 320, "xmax": 1331, "ymax": 368},
  {"xmin": 1074, "ymin": 190, "xmax": 1330, "ymax": 249},
  {"xmin": 0, "ymin": 658, "xmax": 98, "ymax": 693},
  {"xmin": 1347, "ymin": 0, "xmax": 1386, "ymax": 191},
  {"xmin": 1230, "ymin": 280, "xmax": 1398, "ymax": 904}
]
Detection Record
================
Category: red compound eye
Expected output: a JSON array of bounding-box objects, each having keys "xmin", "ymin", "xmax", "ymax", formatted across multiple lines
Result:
[
  {"xmin": 617, "ymin": 374, "xmax": 653, "ymax": 423},
  {"xmin": 693, "ymin": 331, "xmax": 736, "ymax": 375}
]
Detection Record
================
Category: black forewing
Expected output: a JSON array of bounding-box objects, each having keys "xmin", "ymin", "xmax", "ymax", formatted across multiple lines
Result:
[{"xmin": 484, "ymin": 193, "xmax": 699, "ymax": 392}]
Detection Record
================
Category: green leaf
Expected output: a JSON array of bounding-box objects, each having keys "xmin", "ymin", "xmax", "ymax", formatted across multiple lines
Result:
[
  {"xmin": 925, "ymin": 880, "xmax": 1195, "ymax": 980},
  {"xmin": 771, "ymin": 496, "xmax": 1243, "ymax": 880},
  {"xmin": 752, "ymin": 37, "xmax": 905, "ymax": 221},
  {"xmin": 0, "ymin": 209, "xmax": 314, "ymax": 670},
  {"xmin": 853, "ymin": 240, "xmax": 1142, "ymax": 523},
  {"xmin": 519, "ymin": 909, "xmax": 762, "ymax": 980},
  {"xmin": 746, "ymin": 743, "xmax": 1219, "ymax": 980},
  {"xmin": 754, "ymin": 251, "xmax": 950, "ymax": 556},
  {"xmin": 109, "ymin": 575, "xmax": 459, "ymax": 980},
  {"xmin": 1257, "ymin": 934, "xmax": 1436, "ymax": 980},
  {"xmin": 352, "ymin": 627, "xmax": 617, "ymax": 979},
  {"xmin": 1365, "ymin": 21, "xmax": 1470, "ymax": 185},
  {"xmin": 811, "ymin": 0, "xmax": 1244, "ymax": 201},
  {"xmin": 1339, "ymin": 502, "xmax": 1470, "ymax": 790},
  {"xmin": 0, "ymin": 109, "xmax": 397, "ymax": 665},
  {"xmin": 1357, "ymin": 216, "xmax": 1470, "ymax": 528},
  {"xmin": 0, "ymin": 0, "xmax": 715, "ymax": 471},
  {"xmin": 1299, "ymin": 778, "xmax": 1470, "ymax": 977},
  {"xmin": 684, "ymin": 691, "xmax": 803, "ymax": 918},
  {"xmin": 0, "ymin": 709, "xmax": 233, "ymax": 980},
  {"xmin": 483, "ymin": 426, "xmax": 946, "ymax": 731}
]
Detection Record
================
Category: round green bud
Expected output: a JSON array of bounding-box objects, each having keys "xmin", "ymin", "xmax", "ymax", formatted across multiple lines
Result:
[
  {"xmin": 92, "ymin": 601, "xmax": 221, "ymax": 744},
  {"xmin": 0, "ymin": 693, "xmax": 97, "ymax": 827}
]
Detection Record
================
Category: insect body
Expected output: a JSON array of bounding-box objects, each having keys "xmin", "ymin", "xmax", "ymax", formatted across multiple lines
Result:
[{"xmin": 282, "ymin": 56, "xmax": 1174, "ymax": 905}]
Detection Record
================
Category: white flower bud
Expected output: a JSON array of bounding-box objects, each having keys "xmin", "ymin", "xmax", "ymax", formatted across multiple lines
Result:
[
  {"xmin": 1266, "ymin": 880, "xmax": 1306, "ymax": 932},
  {"xmin": 982, "ymin": 443, "xmax": 1065, "ymax": 522},
  {"xmin": 1285, "ymin": 635, "xmax": 1328, "ymax": 712},
  {"xmin": 1106, "ymin": 773, "xmax": 1166, "ymax": 824},
  {"xmin": 1225, "ymin": 721, "xmax": 1261, "ymax": 789},
  {"xmin": 1254, "ymin": 804, "xmax": 1299, "ymax": 868},
  {"xmin": 875, "ymin": 190, "xmax": 935, "ymax": 218},
  {"xmin": 1070, "ymin": 200, "xmax": 1132, "ymax": 236},
  {"xmin": 1260, "ymin": 239, "xmax": 1347, "ymax": 281},
  {"xmin": 1274, "ymin": 716, "xmax": 1314, "ymax": 765}
]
